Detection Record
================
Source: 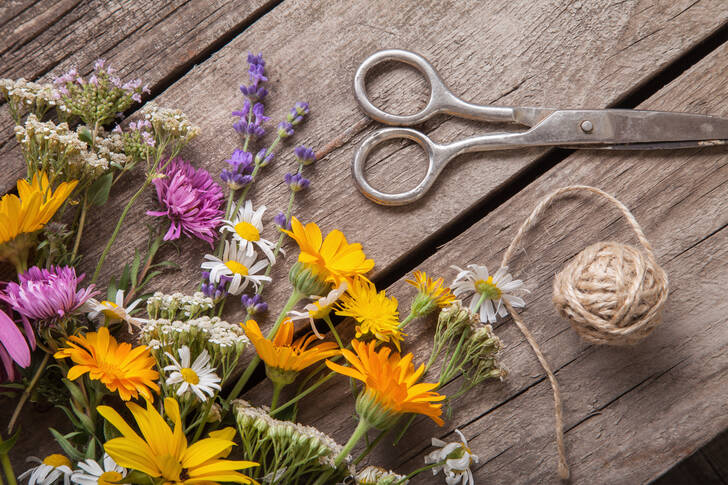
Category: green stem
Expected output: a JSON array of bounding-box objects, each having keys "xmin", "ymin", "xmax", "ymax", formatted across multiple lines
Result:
[
  {"xmin": 335, "ymin": 418, "xmax": 371, "ymax": 467},
  {"xmin": 225, "ymin": 289, "xmax": 304, "ymax": 406},
  {"xmin": 271, "ymin": 371, "xmax": 335, "ymax": 417},
  {"xmin": 191, "ymin": 399, "xmax": 214, "ymax": 442},
  {"xmin": 91, "ymin": 177, "xmax": 151, "ymax": 283},
  {"xmin": 353, "ymin": 428, "xmax": 390, "ymax": 466},
  {"xmin": 0, "ymin": 445, "xmax": 14, "ymax": 485},
  {"xmin": 440, "ymin": 331, "xmax": 468, "ymax": 386},
  {"xmin": 8, "ymin": 352, "xmax": 50, "ymax": 433},
  {"xmin": 323, "ymin": 314, "xmax": 344, "ymax": 348},
  {"xmin": 398, "ymin": 311, "xmax": 416, "ymax": 330},
  {"xmin": 395, "ymin": 462, "xmax": 442, "ymax": 485},
  {"xmin": 70, "ymin": 192, "xmax": 89, "ymax": 262},
  {"xmin": 392, "ymin": 414, "xmax": 416, "ymax": 446},
  {"xmin": 271, "ymin": 382, "xmax": 284, "ymax": 410}
]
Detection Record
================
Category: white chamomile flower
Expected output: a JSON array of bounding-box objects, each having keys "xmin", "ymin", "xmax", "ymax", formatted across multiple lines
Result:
[
  {"xmin": 220, "ymin": 200, "xmax": 279, "ymax": 264},
  {"xmin": 288, "ymin": 282, "xmax": 347, "ymax": 338},
  {"xmin": 19, "ymin": 454, "xmax": 72, "ymax": 485},
  {"xmin": 70, "ymin": 453, "xmax": 126, "ymax": 484},
  {"xmin": 425, "ymin": 429, "xmax": 479, "ymax": 485},
  {"xmin": 86, "ymin": 289, "xmax": 143, "ymax": 333},
  {"xmin": 201, "ymin": 239, "xmax": 271, "ymax": 295},
  {"xmin": 450, "ymin": 264, "xmax": 527, "ymax": 323},
  {"xmin": 164, "ymin": 345, "xmax": 221, "ymax": 402}
]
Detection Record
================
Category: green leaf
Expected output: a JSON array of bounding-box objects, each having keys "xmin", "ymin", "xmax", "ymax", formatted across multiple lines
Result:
[
  {"xmin": 49, "ymin": 428, "xmax": 85, "ymax": 462},
  {"xmin": 78, "ymin": 126, "xmax": 94, "ymax": 145},
  {"xmin": 103, "ymin": 417, "xmax": 121, "ymax": 442},
  {"xmin": 85, "ymin": 436, "xmax": 96, "ymax": 459},
  {"xmin": 88, "ymin": 172, "xmax": 113, "ymax": 206},
  {"xmin": 55, "ymin": 405, "xmax": 82, "ymax": 429},
  {"xmin": 107, "ymin": 280, "xmax": 118, "ymax": 301},
  {"xmin": 62, "ymin": 378, "xmax": 86, "ymax": 405},
  {"xmin": 130, "ymin": 250, "xmax": 142, "ymax": 286},
  {"xmin": 0, "ymin": 428, "xmax": 20, "ymax": 454},
  {"xmin": 71, "ymin": 401, "xmax": 96, "ymax": 435}
]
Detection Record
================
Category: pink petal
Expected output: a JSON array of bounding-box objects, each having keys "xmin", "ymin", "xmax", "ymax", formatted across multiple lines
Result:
[{"xmin": 0, "ymin": 310, "xmax": 30, "ymax": 367}]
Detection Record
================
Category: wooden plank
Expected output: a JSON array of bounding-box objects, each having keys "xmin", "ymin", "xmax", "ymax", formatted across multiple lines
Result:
[
  {"xmin": 0, "ymin": 0, "xmax": 277, "ymax": 188},
  {"xmin": 289, "ymin": 34, "xmax": 728, "ymax": 483},
  {"xmin": 37, "ymin": 0, "xmax": 728, "ymax": 312}
]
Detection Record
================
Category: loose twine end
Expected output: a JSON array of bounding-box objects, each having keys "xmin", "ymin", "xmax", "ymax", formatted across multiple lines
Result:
[{"xmin": 501, "ymin": 185, "xmax": 668, "ymax": 481}]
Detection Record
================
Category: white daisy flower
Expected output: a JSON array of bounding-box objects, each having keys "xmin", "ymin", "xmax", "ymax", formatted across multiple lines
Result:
[
  {"xmin": 201, "ymin": 239, "xmax": 271, "ymax": 295},
  {"xmin": 450, "ymin": 264, "xmax": 527, "ymax": 323},
  {"xmin": 288, "ymin": 282, "xmax": 348, "ymax": 338},
  {"xmin": 70, "ymin": 453, "xmax": 126, "ymax": 484},
  {"xmin": 19, "ymin": 454, "xmax": 73, "ymax": 485},
  {"xmin": 425, "ymin": 429, "xmax": 479, "ymax": 485},
  {"xmin": 164, "ymin": 345, "xmax": 221, "ymax": 402},
  {"xmin": 220, "ymin": 200, "xmax": 279, "ymax": 264},
  {"xmin": 86, "ymin": 289, "xmax": 143, "ymax": 333}
]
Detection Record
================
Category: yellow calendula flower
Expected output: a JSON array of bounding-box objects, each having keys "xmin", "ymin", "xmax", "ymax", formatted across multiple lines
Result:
[
  {"xmin": 97, "ymin": 397, "xmax": 258, "ymax": 484},
  {"xmin": 336, "ymin": 278, "xmax": 404, "ymax": 350},
  {"xmin": 0, "ymin": 171, "xmax": 77, "ymax": 245},
  {"xmin": 282, "ymin": 217, "xmax": 374, "ymax": 286},
  {"xmin": 406, "ymin": 270, "xmax": 457, "ymax": 317},
  {"xmin": 54, "ymin": 326, "xmax": 159, "ymax": 401},
  {"xmin": 326, "ymin": 340, "xmax": 445, "ymax": 429},
  {"xmin": 242, "ymin": 319, "xmax": 339, "ymax": 385}
]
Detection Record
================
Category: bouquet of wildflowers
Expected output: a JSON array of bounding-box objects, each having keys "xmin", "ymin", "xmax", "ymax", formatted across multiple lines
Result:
[{"xmin": 0, "ymin": 52, "xmax": 525, "ymax": 485}]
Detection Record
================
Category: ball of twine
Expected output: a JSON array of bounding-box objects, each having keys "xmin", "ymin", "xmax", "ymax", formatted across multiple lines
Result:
[
  {"xmin": 500, "ymin": 185, "xmax": 669, "ymax": 480},
  {"xmin": 553, "ymin": 241, "xmax": 668, "ymax": 345}
]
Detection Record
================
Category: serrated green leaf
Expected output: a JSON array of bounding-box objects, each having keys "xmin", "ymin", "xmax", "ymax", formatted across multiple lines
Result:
[
  {"xmin": 49, "ymin": 428, "xmax": 84, "ymax": 462},
  {"xmin": 87, "ymin": 172, "xmax": 113, "ymax": 207}
]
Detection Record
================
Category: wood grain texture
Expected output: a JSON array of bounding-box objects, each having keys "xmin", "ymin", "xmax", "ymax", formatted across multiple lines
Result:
[
  {"xmin": 0, "ymin": 0, "xmax": 277, "ymax": 188},
  {"xmin": 285, "ymin": 34, "xmax": 728, "ymax": 484},
  {"xmin": 27, "ymin": 0, "xmax": 727, "ymax": 319}
]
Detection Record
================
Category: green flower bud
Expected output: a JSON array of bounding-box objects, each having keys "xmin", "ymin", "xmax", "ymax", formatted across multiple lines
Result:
[{"xmin": 289, "ymin": 261, "xmax": 332, "ymax": 297}]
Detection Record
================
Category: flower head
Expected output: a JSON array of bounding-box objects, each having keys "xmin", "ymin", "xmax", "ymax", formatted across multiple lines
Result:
[
  {"xmin": 147, "ymin": 157, "xmax": 224, "ymax": 246},
  {"xmin": 406, "ymin": 270, "xmax": 457, "ymax": 317},
  {"xmin": 164, "ymin": 346, "xmax": 221, "ymax": 402},
  {"xmin": 2, "ymin": 265, "xmax": 96, "ymax": 326},
  {"xmin": 450, "ymin": 265, "xmax": 527, "ymax": 323},
  {"xmin": 71, "ymin": 453, "xmax": 127, "ymax": 485},
  {"xmin": 273, "ymin": 211, "xmax": 290, "ymax": 230},
  {"xmin": 336, "ymin": 279, "xmax": 403, "ymax": 350},
  {"xmin": 287, "ymin": 102, "xmax": 309, "ymax": 125},
  {"xmin": 255, "ymin": 148, "xmax": 274, "ymax": 167},
  {"xmin": 356, "ymin": 466, "xmax": 409, "ymax": 485},
  {"xmin": 277, "ymin": 121, "xmax": 294, "ymax": 138},
  {"xmin": 326, "ymin": 340, "xmax": 445, "ymax": 429},
  {"xmin": 54, "ymin": 326, "xmax": 159, "ymax": 401},
  {"xmin": 288, "ymin": 282, "xmax": 347, "ymax": 338},
  {"xmin": 221, "ymin": 149, "xmax": 254, "ymax": 190},
  {"xmin": 86, "ymin": 289, "xmax": 143, "ymax": 333},
  {"xmin": 241, "ymin": 294, "xmax": 268, "ymax": 315},
  {"xmin": 282, "ymin": 217, "xmax": 374, "ymax": 286},
  {"xmin": 19, "ymin": 454, "xmax": 72, "ymax": 485},
  {"xmin": 293, "ymin": 145, "xmax": 316, "ymax": 166},
  {"xmin": 201, "ymin": 239, "xmax": 271, "ymax": 295},
  {"xmin": 425, "ymin": 429, "xmax": 479, "ymax": 485},
  {"xmin": 98, "ymin": 397, "xmax": 258, "ymax": 483},
  {"xmin": 0, "ymin": 172, "xmax": 77, "ymax": 259},
  {"xmin": 243, "ymin": 319, "xmax": 339, "ymax": 385},
  {"xmin": 285, "ymin": 172, "xmax": 310, "ymax": 192},
  {"xmin": 220, "ymin": 200, "xmax": 277, "ymax": 263}
]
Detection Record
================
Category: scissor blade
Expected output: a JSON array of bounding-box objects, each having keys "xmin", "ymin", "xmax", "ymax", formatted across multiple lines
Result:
[
  {"xmin": 561, "ymin": 140, "xmax": 728, "ymax": 150},
  {"xmin": 528, "ymin": 109, "xmax": 728, "ymax": 146}
]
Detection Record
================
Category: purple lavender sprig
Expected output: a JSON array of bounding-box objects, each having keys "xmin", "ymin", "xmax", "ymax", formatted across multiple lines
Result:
[{"xmin": 241, "ymin": 294, "xmax": 268, "ymax": 315}]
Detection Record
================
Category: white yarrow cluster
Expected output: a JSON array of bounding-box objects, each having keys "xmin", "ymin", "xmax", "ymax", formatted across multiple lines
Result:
[
  {"xmin": 141, "ymin": 102, "xmax": 200, "ymax": 144},
  {"xmin": 146, "ymin": 291, "xmax": 215, "ymax": 320}
]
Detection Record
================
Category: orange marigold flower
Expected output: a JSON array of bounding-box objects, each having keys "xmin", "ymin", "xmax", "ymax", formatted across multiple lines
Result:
[
  {"xmin": 54, "ymin": 326, "xmax": 159, "ymax": 401},
  {"xmin": 406, "ymin": 270, "xmax": 457, "ymax": 317},
  {"xmin": 326, "ymin": 340, "xmax": 445, "ymax": 428}
]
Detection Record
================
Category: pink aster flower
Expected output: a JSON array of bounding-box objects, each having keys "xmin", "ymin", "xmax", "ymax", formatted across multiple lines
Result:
[
  {"xmin": 1, "ymin": 266, "xmax": 97, "ymax": 331},
  {"xmin": 0, "ymin": 308, "xmax": 31, "ymax": 381},
  {"xmin": 147, "ymin": 157, "xmax": 224, "ymax": 246}
]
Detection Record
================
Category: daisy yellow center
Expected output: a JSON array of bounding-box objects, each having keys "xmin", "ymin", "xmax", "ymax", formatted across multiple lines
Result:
[
  {"xmin": 98, "ymin": 471, "xmax": 124, "ymax": 485},
  {"xmin": 42, "ymin": 454, "xmax": 71, "ymax": 468},
  {"xmin": 224, "ymin": 260, "xmax": 249, "ymax": 276},
  {"xmin": 234, "ymin": 221, "xmax": 261, "ymax": 241},
  {"xmin": 474, "ymin": 276, "xmax": 501, "ymax": 300},
  {"xmin": 101, "ymin": 301, "xmax": 121, "ymax": 319},
  {"xmin": 180, "ymin": 367, "xmax": 200, "ymax": 385}
]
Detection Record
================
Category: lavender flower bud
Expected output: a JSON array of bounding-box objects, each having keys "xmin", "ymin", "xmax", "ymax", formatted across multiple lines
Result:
[
  {"xmin": 241, "ymin": 294, "xmax": 268, "ymax": 314},
  {"xmin": 255, "ymin": 148, "xmax": 274, "ymax": 167},
  {"xmin": 285, "ymin": 172, "xmax": 310, "ymax": 192},
  {"xmin": 277, "ymin": 121, "xmax": 294, "ymax": 138},
  {"xmin": 247, "ymin": 52, "xmax": 265, "ymax": 67},
  {"xmin": 274, "ymin": 211, "xmax": 291, "ymax": 230},
  {"xmin": 293, "ymin": 145, "xmax": 316, "ymax": 166}
]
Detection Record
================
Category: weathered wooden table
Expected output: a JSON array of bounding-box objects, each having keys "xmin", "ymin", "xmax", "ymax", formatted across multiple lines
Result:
[{"xmin": 1, "ymin": 1, "xmax": 727, "ymax": 483}]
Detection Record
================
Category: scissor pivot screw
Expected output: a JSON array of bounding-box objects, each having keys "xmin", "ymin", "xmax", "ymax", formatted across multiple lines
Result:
[{"xmin": 580, "ymin": 120, "xmax": 594, "ymax": 133}]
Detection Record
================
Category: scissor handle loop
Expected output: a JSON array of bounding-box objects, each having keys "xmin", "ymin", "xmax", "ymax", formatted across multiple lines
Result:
[
  {"xmin": 354, "ymin": 49, "xmax": 453, "ymax": 126},
  {"xmin": 352, "ymin": 127, "xmax": 445, "ymax": 206}
]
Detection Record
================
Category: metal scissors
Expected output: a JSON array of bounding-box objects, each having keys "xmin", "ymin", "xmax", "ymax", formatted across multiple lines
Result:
[{"xmin": 352, "ymin": 49, "xmax": 728, "ymax": 206}]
